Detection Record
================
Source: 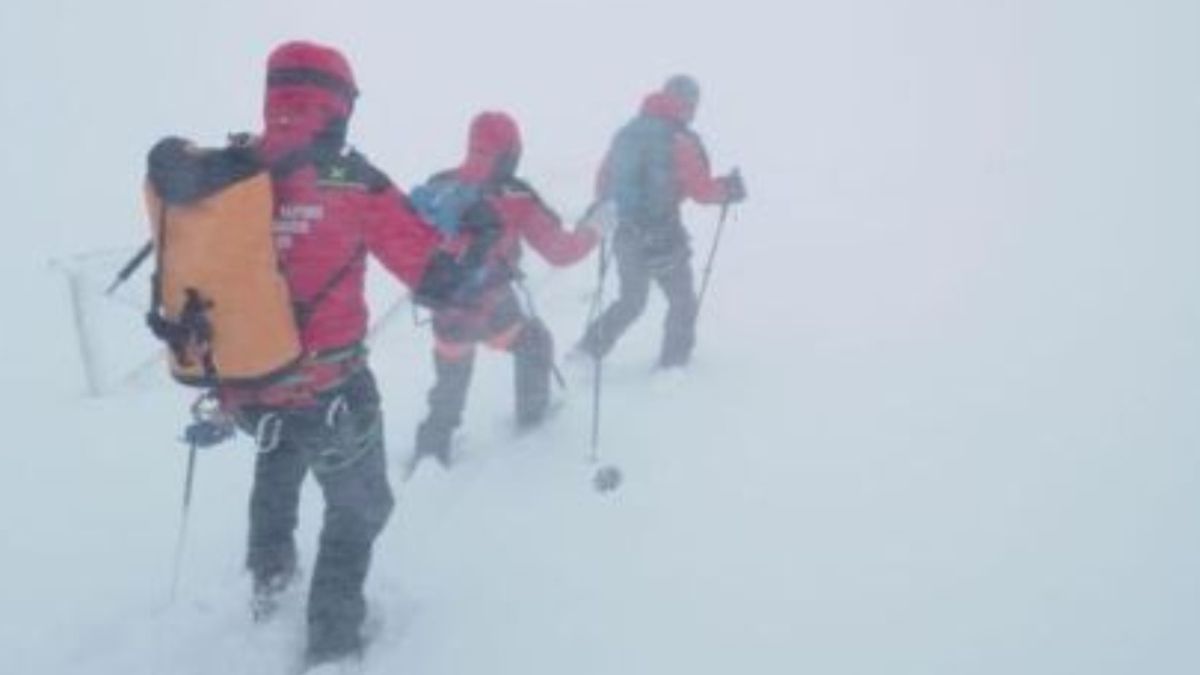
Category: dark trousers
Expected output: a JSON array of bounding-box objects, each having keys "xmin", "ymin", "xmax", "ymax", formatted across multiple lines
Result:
[
  {"xmin": 416, "ymin": 287, "xmax": 554, "ymax": 457},
  {"xmin": 582, "ymin": 227, "xmax": 698, "ymax": 366},
  {"xmin": 241, "ymin": 368, "xmax": 393, "ymax": 661}
]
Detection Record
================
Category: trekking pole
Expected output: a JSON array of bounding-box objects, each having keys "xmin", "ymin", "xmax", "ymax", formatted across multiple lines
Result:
[
  {"xmin": 365, "ymin": 293, "xmax": 416, "ymax": 345},
  {"xmin": 696, "ymin": 203, "xmax": 734, "ymax": 319},
  {"xmin": 106, "ymin": 239, "xmax": 154, "ymax": 295},
  {"xmin": 587, "ymin": 238, "xmax": 623, "ymax": 493},
  {"xmin": 168, "ymin": 438, "xmax": 200, "ymax": 603},
  {"xmin": 588, "ymin": 238, "xmax": 610, "ymax": 463},
  {"xmin": 513, "ymin": 275, "xmax": 566, "ymax": 390}
]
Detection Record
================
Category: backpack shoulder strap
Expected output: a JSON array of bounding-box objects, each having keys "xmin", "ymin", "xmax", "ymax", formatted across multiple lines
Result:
[
  {"xmin": 317, "ymin": 148, "xmax": 394, "ymax": 194},
  {"xmin": 292, "ymin": 241, "xmax": 368, "ymax": 329},
  {"xmin": 499, "ymin": 177, "xmax": 559, "ymax": 219}
]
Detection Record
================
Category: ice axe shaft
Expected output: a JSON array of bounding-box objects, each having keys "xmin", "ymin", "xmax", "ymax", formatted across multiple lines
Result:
[
  {"xmin": 168, "ymin": 440, "xmax": 199, "ymax": 603},
  {"xmin": 106, "ymin": 240, "xmax": 154, "ymax": 295}
]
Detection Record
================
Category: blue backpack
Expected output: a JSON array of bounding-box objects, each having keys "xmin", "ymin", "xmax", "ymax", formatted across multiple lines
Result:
[
  {"xmin": 410, "ymin": 172, "xmax": 509, "ymax": 302},
  {"xmin": 410, "ymin": 173, "xmax": 485, "ymax": 238},
  {"xmin": 605, "ymin": 115, "xmax": 680, "ymax": 229}
]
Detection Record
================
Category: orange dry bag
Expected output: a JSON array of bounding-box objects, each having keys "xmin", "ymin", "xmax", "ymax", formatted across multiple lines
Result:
[{"xmin": 144, "ymin": 137, "xmax": 303, "ymax": 387}]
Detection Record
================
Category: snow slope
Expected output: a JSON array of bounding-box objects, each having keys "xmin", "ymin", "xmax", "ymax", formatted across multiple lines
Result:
[{"xmin": 2, "ymin": 1, "xmax": 1199, "ymax": 674}]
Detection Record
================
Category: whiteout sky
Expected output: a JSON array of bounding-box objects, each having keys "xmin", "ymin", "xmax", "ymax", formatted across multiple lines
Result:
[{"xmin": 0, "ymin": 1, "xmax": 1198, "ymax": 674}]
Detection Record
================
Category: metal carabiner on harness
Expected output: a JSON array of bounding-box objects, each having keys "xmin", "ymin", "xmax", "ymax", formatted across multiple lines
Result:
[{"xmin": 253, "ymin": 412, "xmax": 284, "ymax": 455}]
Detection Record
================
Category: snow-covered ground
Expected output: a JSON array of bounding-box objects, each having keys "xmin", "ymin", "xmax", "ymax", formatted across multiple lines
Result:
[{"xmin": 2, "ymin": 1, "xmax": 1199, "ymax": 673}]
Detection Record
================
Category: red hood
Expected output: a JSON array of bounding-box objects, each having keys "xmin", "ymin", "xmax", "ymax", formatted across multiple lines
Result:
[
  {"xmin": 460, "ymin": 111, "xmax": 522, "ymax": 183},
  {"xmin": 640, "ymin": 91, "xmax": 693, "ymax": 125}
]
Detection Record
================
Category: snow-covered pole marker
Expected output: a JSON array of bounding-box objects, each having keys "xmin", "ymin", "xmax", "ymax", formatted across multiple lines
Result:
[
  {"xmin": 586, "ymin": 236, "xmax": 623, "ymax": 494},
  {"xmin": 49, "ymin": 257, "xmax": 104, "ymax": 396},
  {"xmin": 50, "ymin": 246, "xmax": 165, "ymax": 396}
]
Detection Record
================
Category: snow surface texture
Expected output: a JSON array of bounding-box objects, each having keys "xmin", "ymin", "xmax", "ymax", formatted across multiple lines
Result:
[{"xmin": 2, "ymin": 1, "xmax": 1199, "ymax": 673}]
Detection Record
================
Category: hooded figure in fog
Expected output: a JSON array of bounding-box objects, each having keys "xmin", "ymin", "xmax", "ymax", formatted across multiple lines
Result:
[
  {"xmin": 578, "ymin": 75, "xmax": 746, "ymax": 367},
  {"xmin": 409, "ymin": 111, "xmax": 603, "ymax": 471}
]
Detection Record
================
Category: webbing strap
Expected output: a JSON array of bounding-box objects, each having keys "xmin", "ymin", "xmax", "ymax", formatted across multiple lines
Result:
[{"xmin": 293, "ymin": 242, "xmax": 367, "ymax": 328}]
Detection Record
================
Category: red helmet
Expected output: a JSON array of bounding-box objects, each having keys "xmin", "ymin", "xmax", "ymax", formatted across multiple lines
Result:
[
  {"xmin": 262, "ymin": 41, "xmax": 358, "ymax": 161},
  {"xmin": 266, "ymin": 41, "xmax": 357, "ymax": 111}
]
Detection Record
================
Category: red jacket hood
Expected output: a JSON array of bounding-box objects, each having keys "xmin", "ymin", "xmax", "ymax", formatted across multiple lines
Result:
[{"xmin": 460, "ymin": 111, "xmax": 522, "ymax": 183}]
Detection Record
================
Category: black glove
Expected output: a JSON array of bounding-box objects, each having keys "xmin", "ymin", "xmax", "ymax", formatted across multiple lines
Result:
[
  {"xmin": 413, "ymin": 251, "xmax": 461, "ymax": 310},
  {"xmin": 183, "ymin": 391, "xmax": 237, "ymax": 448},
  {"xmin": 184, "ymin": 417, "xmax": 236, "ymax": 448},
  {"xmin": 720, "ymin": 169, "xmax": 746, "ymax": 204}
]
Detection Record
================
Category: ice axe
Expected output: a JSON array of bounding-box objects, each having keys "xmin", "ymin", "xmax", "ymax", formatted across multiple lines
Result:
[
  {"xmin": 168, "ymin": 393, "xmax": 235, "ymax": 603},
  {"xmin": 106, "ymin": 239, "xmax": 154, "ymax": 295}
]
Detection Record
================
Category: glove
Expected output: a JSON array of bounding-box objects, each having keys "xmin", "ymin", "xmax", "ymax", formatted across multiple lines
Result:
[
  {"xmin": 720, "ymin": 169, "xmax": 746, "ymax": 204},
  {"xmin": 413, "ymin": 250, "xmax": 464, "ymax": 309},
  {"xmin": 578, "ymin": 199, "xmax": 618, "ymax": 237},
  {"xmin": 184, "ymin": 392, "xmax": 236, "ymax": 448},
  {"xmin": 184, "ymin": 417, "xmax": 235, "ymax": 448}
]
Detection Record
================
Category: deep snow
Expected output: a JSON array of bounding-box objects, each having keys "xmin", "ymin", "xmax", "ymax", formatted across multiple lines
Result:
[{"xmin": 2, "ymin": 1, "xmax": 1199, "ymax": 674}]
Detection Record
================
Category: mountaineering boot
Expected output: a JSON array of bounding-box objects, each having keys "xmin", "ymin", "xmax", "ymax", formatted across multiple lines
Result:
[
  {"xmin": 407, "ymin": 352, "xmax": 474, "ymax": 475},
  {"xmin": 657, "ymin": 351, "xmax": 691, "ymax": 369},
  {"xmin": 413, "ymin": 419, "xmax": 455, "ymax": 468},
  {"xmin": 251, "ymin": 564, "xmax": 298, "ymax": 622},
  {"xmin": 303, "ymin": 646, "xmax": 363, "ymax": 674},
  {"xmin": 303, "ymin": 631, "xmax": 363, "ymax": 674}
]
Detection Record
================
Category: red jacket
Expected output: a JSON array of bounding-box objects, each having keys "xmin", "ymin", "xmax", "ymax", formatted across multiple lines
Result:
[
  {"xmin": 444, "ymin": 112, "xmax": 597, "ymax": 284},
  {"xmin": 269, "ymin": 149, "xmax": 441, "ymax": 353},
  {"xmin": 438, "ymin": 178, "xmax": 598, "ymax": 271}
]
